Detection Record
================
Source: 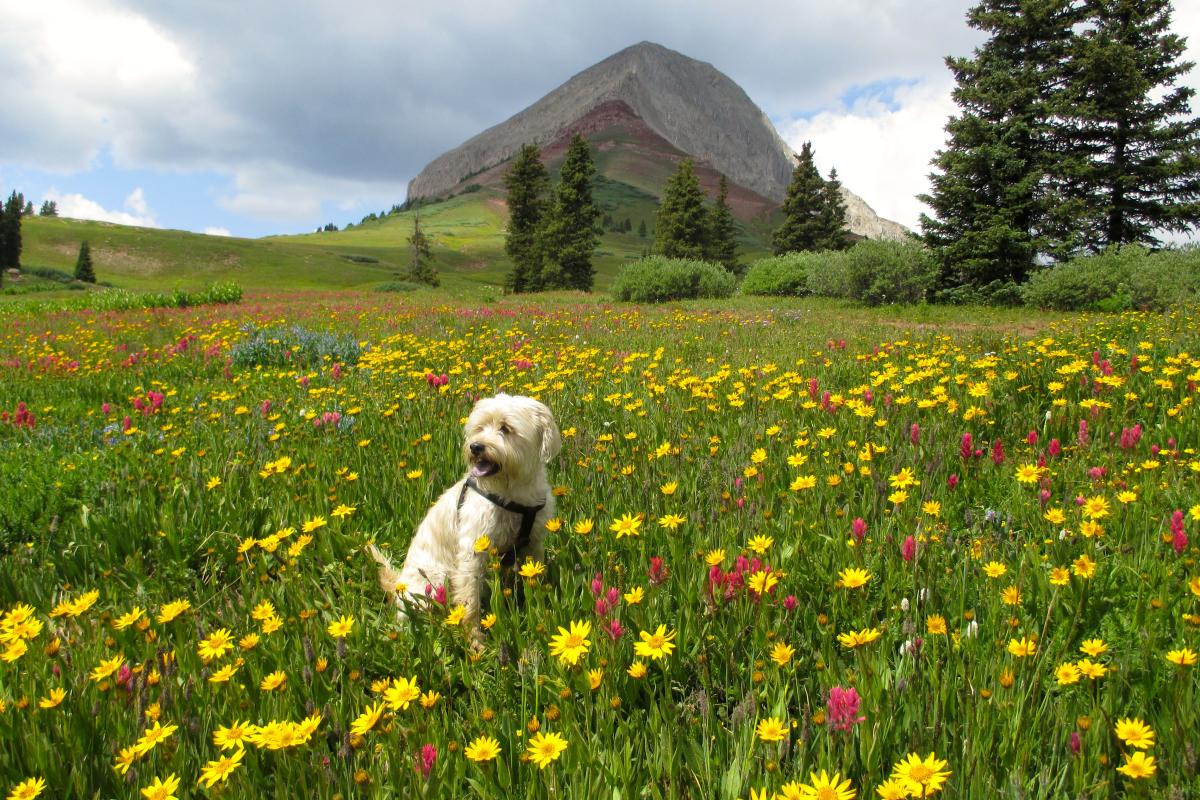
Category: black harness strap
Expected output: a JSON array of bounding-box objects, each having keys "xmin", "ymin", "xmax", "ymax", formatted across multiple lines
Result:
[{"xmin": 457, "ymin": 477, "xmax": 545, "ymax": 566}]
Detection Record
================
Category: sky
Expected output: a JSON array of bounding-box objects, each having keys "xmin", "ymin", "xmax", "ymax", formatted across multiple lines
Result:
[{"xmin": 1, "ymin": 0, "xmax": 1197, "ymax": 240}]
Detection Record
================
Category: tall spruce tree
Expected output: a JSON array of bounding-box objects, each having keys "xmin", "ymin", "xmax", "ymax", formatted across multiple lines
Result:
[
  {"xmin": 817, "ymin": 168, "xmax": 850, "ymax": 251},
  {"xmin": 1055, "ymin": 0, "xmax": 1200, "ymax": 250},
  {"xmin": 503, "ymin": 143, "xmax": 549, "ymax": 293},
  {"xmin": 920, "ymin": 0, "xmax": 1083, "ymax": 289},
  {"xmin": 74, "ymin": 240, "xmax": 96, "ymax": 283},
  {"xmin": 773, "ymin": 142, "xmax": 828, "ymax": 254},
  {"xmin": 1, "ymin": 191, "xmax": 24, "ymax": 270},
  {"xmin": 406, "ymin": 215, "xmax": 439, "ymax": 287},
  {"xmin": 654, "ymin": 159, "xmax": 709, "ymax": 260},
  {"xmin": 539, "ymin": 134, "xmax": 599, "ymax": 291},
  {"xmin": 705, "ymin": 174, "xmax": 740, "ymax": 272}
]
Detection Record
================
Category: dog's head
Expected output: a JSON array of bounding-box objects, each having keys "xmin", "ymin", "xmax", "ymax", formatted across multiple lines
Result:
[{"xmin": 463, "ymin": 394, "xmax": 561, "ymax": 484}]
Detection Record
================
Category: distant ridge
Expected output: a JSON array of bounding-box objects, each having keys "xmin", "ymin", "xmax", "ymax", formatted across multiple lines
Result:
[{"xmin": 408, "ymin": 41, "xmax": 908, "ymax": 241}]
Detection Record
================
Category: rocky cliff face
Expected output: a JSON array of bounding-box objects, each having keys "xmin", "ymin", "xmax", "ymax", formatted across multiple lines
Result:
[{"xmin": 408, "ymin": 41, "xmax": 908, "ymax": 240}]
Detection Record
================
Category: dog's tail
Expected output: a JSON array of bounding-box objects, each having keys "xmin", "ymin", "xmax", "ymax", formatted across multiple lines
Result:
[{"xmin": 366, "ymin": 544, "xmax": 404, "ymax": 605}]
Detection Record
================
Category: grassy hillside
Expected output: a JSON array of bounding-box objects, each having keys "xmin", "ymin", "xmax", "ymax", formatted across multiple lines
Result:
[{"xmin": 14, "ymin": 171, "xmax": 774, "ymax": 295}]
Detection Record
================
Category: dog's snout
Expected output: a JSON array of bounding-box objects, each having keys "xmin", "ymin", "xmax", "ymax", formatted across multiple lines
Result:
[{"xmin": 469, "ymin": 442, "xmax": 485, "ymax": 456}]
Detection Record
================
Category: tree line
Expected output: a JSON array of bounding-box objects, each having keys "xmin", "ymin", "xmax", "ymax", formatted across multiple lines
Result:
[
  {"xmin": 501, "ymin": 134, "xmax": 849, "ymax": 292},
  {"xmin": 920, "ymin": 0, "xmax": 1199, "ymax": 296}
]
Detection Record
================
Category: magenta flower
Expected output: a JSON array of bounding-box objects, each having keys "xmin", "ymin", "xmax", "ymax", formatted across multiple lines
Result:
[
  {"xmin": 827, "ymin": 686, "xmax": 865, "ymax": 733},
  {"xmin": 901, "ymin": 535, "xmax": 916, "ymax": 562},
  {"xmin": 418, "ymin": 743, "xmax": 437, "ymax": 778},
  {"xmin": 851, "ymin": 518, "xmax": 867, "ymax": 544}
]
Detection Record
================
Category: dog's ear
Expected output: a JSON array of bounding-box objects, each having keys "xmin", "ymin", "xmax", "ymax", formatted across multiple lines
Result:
[{"xmin": 533, "ymin": 402, "xmax": 561, "ymax": 463}]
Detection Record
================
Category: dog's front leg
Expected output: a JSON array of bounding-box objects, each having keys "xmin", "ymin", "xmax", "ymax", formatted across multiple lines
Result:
[{"xmin": 451, "ymin": 536, "xmax": 487, "ymax": 646}]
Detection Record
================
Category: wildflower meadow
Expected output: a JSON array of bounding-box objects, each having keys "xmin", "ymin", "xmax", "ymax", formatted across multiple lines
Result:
[{"xmin": 0, "ymin": 292, "xmax": 1197, "ymax": 799}]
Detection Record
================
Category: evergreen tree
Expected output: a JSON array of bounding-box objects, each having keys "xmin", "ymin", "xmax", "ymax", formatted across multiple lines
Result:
[
  {"xmin": 503, "ymin": 143, "xmax": 549, "ymax": 293},
  {"xmin": 74, "ymin": 240, "xmax": 96, "ymax": 283},
  {"xmin": 23, "ymin": 201, "xmax": 33, "ymax": 216},
  {"xmin": 39, "ymin": 200, "xmax": 58, "ymax": 217},
  {"xmin": 706, "ymin": 174, "xmax": 740, "ymax": 272},
  {"xmin": 1055, "ymin": 0, "xmax": 1200, "ymax": 250},
  {"xmin": 654, "ymin": 159, "xmax": 709, "ymax": 259},
  {"xmin": 773, "ymin": 142, "xmax": 829, "ymax": 254},
  {"xmin": 921, "ymin": 0, "xmax": 1087, "ymax": 289},
  {"xmin": 817, "ymin": 168, "xmax": 850, "ymax": 251},
  {"xmin": 637, "ymin": 219, "xmax": 647, "ymax": 238},
  {"xmin": 1, "ymin": 191, "xmax": 24, "ymax": 269},
  {"xmin": 406, "ymin": 215, "xmax": 439, "ymax": 287},
  {"xmin": 539, "ymin": 134, "xmax": 599, "ymax": 291}
]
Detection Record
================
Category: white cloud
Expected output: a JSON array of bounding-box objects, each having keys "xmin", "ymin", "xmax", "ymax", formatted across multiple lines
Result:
[
  {"xmin": 780, "ymin": 78, "xmax": 958, "ymax": 231},
  {"xmin": 45, "ymin": 187, "xmax": 158, "ymax": 227},
  {"xmin": 203, "ymin": 226, "xmax": 231, "ymax": 237}
]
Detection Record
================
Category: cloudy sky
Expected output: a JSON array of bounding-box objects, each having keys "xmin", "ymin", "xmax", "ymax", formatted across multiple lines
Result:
[{"xmin": 1, "ymin": 0, "xmax": 1197, "ymax": 239}]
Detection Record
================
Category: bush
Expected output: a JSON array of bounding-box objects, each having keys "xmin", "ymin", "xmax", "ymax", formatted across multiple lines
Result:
[
  {"xmin": 230, "ymin": 324, "xmax": 362, "ymax": 368},
  {"xmin": 610, "ymin": 256, "xmax": 736, "ymax": 303},
  {"xmin": 1126, "ymin": 246, "xmax": 1200, "ymax": 311},
  {"xmin": 374, "ymin": 280, "xmax": 423, "ymax": 293},
  {"xmin": 807, "ymin": 240, "xmax": 938, "ymax": 306},
  {"xmin": 1020, "ymin": 246, "xmax": 1145, "ymax": 311},
  {"xmin": 740, "ymin": 252, "xmax": 819, "ymax": 296},
  {"xmin": 932, "ymin": 280, "xmax": 1025, "ymax": 307}
]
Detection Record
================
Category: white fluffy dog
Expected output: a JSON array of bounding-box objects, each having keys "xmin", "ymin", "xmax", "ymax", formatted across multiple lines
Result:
[{"xmin": 369, "ymin": 393, "xmax": 561, "ymax": 633}]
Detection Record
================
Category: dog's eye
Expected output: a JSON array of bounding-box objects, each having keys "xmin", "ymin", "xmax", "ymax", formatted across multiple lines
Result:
[{"xmin": 499, "ymin": 424, "xmax": 511, "ymax": 435}]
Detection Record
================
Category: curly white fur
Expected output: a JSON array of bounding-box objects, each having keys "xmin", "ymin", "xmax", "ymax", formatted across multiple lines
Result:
[{"xmin": 369, "ymin": 394, "xmax": 561, "ymax": 633}]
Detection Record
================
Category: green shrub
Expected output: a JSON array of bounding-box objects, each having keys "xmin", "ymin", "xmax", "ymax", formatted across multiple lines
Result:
[
  {"xmin": 932, "ymin": 280, "xmax": 1025, "ymax": 307},
  {"xmin": 1126, "ymin": 246, "xmax": 1200, "ymax": 311},
  {"xmin": 1020, "ymin": 246, "xmax": 1145, "ymax": 311},
  {"xmin": 374, "ymin": 280, "xmax": 423, "ymax": 293},
  {"xmin": 230, "ymin": 324, "xmax": 362, "ymax": 368},
  {"xmin": 610, "ymin": 256, "xmax": 736, "ymax": 303},
  {"xmin": 740, "ymin": 252, "xmax": 819, "ymax": 296},
  {"xmin": 807, "ymin": 240, "xmax": 937, "ymax": 306}
]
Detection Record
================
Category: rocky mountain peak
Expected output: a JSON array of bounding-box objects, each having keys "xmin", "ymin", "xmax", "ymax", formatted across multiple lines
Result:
[{"xmin": 407, "ymin": 42, "xmax": 907, "ymax": 241}]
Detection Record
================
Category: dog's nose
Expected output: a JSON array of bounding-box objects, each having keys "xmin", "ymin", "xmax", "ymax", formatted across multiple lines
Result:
[{"xmin": 469, "ymin": 442, "xmax": 485, "ymax": 456}]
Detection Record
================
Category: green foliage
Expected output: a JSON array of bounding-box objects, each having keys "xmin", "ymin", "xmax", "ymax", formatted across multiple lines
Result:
[
  {"xmin": 817, "ymin": 168, "xmax": 850, "ymax": 252},
  {"xmin": 706, "ymin": 174, "xmax": 741, "ymax": 273},
  {"xmin": 923, "ymin": 0, "xmax": 1200, "ymax": 292},
  {"xmin": 1021, "ymin": 245, "xmax": 1200, "ymax": 311},
  {"xmin": 772, "ymin": 142, "xmax": 827, "ymax": 255},
  {"xmin": 1055, "ymin": 0, "xmax": 1200, "ymax": 250},
  {"xmin": 39, "ymin": 200, "xmax": 57, "ymax": 217},
  {"xmin": 808, "ymin": 240, "xmax": 939, "ymax": 306},
  {"xmin": 0, "ymin": 282, "xmax": 242, "ymax": 318},
  {"xmin": 654, "ymin": 159, "xmax": 709, "ymax": 261},
  {"xmin": 740, "ymin": 252, "xmax": 821, "ymax": 296},
  {"xmin": 539, "ymin": 134, "xmax": 600, "ymax": 292},
  {"xmin": 610, "ymin": 256, "xmax": 736, "ymax": 303},
  {"xmin": 230, "ymin": 323, "xmax": 361, "ymax": 368},
  {"xmin": 406, "ymin": 216, "xmax": 439, "ymax": 287},
  {"xmin": 504, "ymin": 143, "xmax": 549, "ymax": 293},
  {"xmin": 74, "ymin": 240, "xmax": 96, "ymax": 283},
  {"xmin": 1, "ymin": 190, "xmax": 24, "ymax": 271}
]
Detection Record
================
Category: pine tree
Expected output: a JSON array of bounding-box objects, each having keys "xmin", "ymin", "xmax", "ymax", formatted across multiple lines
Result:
[
  {"xmin": 406, "ymin": 216, "xmax": 439, "ymax": 287},
  {"xmin": 503, "ymin": 143, "xmax": 549, "ymax": 293},
  {"xmin": 39, "ymin": 200, "xmax": 58, "ymax": 217},
  {"xmin": 1, "ymin": 191, "xmax": 24, "ymax": 270},
  {"xmin": 1055, "ymin": 0, "xmax": 1200, "ymax": 250},
  {"xmin": 654, "ymin": 159, "xmax": 709, "ymax": 260},
  {"xmin": 817, "ymin": 168, "xmax": 850, "ymax": 251},
  {"xmin": 705, "ymin": 174, "xmax": 740, "ymax": 272},
  {"xmin": 74, "ymin": 240, "xmax": 96, "ymax": 283},
  {"xmin": 773, "ymin": 142, "xmax": 829, "ymax": 254},
  {"xmin": 921, "ymin": 1, "xmax": 1086, "ymax": 289},
  {"xmin": 539, "ymin": 134, "xmax": 599, "ymax": 291}
]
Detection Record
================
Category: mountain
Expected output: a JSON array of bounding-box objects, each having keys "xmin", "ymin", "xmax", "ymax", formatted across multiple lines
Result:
[{"xmin": 408, "ymin": 41, "xmax": 907, "ymax": 241}]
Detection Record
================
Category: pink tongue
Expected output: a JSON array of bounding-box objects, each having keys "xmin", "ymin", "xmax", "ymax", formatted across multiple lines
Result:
[{"xmin": 471, "ymin": 462, "xmax": 496, "ymax": 478}]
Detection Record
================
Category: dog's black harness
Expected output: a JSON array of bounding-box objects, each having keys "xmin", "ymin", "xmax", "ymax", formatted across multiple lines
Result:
[{"xmin": 457, "ymin": 477, "xmax": 545, "ymax": 566}]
